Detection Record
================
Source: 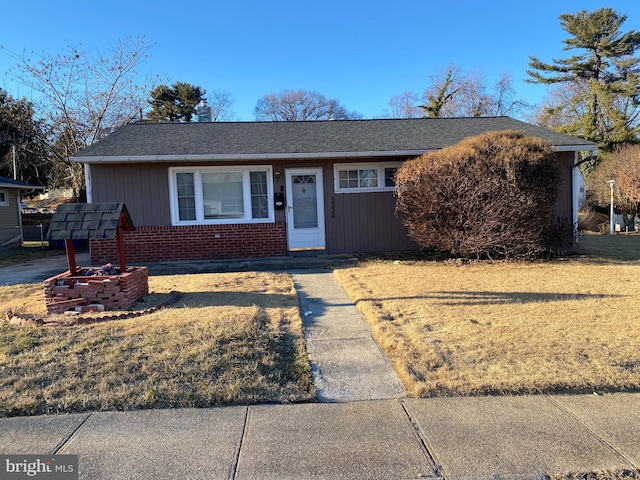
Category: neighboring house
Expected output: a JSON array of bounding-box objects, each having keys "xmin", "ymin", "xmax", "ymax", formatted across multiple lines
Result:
[
  {"xmin": 73, "ymin": 117, "xmax": 596, "ymax": 263},
  {"xmin": 0, "ymin": 177, "xmax": 45, "ymax": 247}
]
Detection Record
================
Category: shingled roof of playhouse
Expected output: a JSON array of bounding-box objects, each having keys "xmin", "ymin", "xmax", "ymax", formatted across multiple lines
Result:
[
  {"xmin": 47, "ymin": 203, "xmax": 134, "ymax": 274},
  {"xmin": 48, "ymin": 203, "xmax": 133, "ymax": 240}
]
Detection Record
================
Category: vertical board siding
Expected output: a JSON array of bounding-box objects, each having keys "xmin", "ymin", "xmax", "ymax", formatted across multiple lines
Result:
[
  {"xmin": 0, "ymin": 190, "xmax": 21, "ymax": 245},
  {"xmin": 323, "ymin": 160, "xmax": 416, "ymax": 255},
  {"xmin": 554, "ymin": 152, "xmax": 574, "ymax": 221},
  {"xmin": 90, "ymin": 163, "xmax": 171, "ymax": 227},
  {"xmin": 0, "ymin": 191, "xmax": 18, "ymax": 227},
  {"xmin": 326, "ymin": 190, "xmax": 415, "ymax": 254}
]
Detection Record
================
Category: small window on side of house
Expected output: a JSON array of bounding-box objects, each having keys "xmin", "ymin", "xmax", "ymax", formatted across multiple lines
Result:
[
  {"xmin": 0, "ymin": 190, "xmax": 8, "ymax": 206},
  {"xmin": 334, "ymin": 163, "xmax": 402, "ymax": 193},
  {"xmin": 338, "ymin": 170, "xmax": 359, "ymax": 189}
]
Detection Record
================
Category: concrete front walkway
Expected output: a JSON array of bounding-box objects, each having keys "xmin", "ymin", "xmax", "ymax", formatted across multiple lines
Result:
[{"xmin": 291, "ymin": 270, "xmax": 405, "ymax": 402}]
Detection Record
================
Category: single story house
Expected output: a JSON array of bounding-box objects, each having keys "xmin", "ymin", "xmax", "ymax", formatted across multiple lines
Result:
[
  {"xmin": 73, "ymin": 117, "xmax": 596, "ymax": 263},
  {"xmin": 0, "ymin": 176, "xmax": 44, "ymax": 247}
]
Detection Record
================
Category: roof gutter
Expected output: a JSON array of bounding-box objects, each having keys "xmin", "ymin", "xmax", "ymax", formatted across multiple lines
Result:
[
  {"xmin": 0, "ymin": 183, "xmax": 45, "ymax": 190},
  {"xmin": 73, "ymin": 145, "xmax": 597, "ymax": 164},
  {"xmin": 555, "ymin": 145, "xmax": 597, "ymax": 153}
]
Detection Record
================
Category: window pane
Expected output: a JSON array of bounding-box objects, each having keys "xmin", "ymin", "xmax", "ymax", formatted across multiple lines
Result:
[
  {"xmin": 202, "ymin": 172, "xmax": 244, "ymax": 219},
  {"xmin": 385, "ymin": 167, "xmax": 398, "ymax": 187},
  {"xmin": 339, "ymin": 169, "xmax": 358, "ymax": 189},
  {"xmin": 250, "ymin": 171, "xmax": 268, "ymax": 219},
  {"xmin": 176, "ymin": 173, "xmax": 196, "ymax": 221},
  {"xmin": 359, "ymin": 169, "xmax": 378, "ymax": 188},
  {"xmin": 292, "ymin": 175, "xmax": 318, "ymax": 228}
]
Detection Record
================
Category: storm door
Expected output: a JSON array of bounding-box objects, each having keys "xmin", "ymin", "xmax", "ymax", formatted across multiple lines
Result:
[{"xmin": 285, "ymin": 168, "xmax": 325, "ymax": 250}]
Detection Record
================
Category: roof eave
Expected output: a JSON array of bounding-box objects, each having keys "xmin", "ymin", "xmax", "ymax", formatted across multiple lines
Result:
[
  {"xmin": 553, "ymin": 144, "xmax": 598, "ymax": 153},
  {"xmin": 73, "ymin": 144, "xmax": 597, "ymax": 164},
  {"xmin": 72, "ymin": 150, "xmax": 437, "ymax": 164},
  {"xmin": 0, "ymin": 183, "xmax": 45, "ymax": 190}
]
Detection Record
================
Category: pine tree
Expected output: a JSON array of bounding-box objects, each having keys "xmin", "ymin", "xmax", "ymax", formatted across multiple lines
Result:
[
  {"xmin": 527, "ymin": 8, "xmax": 640, "ymax": 149},
  {"xmin": 147, "ymin": 82, "xmax": 206, "ymax": 122}
]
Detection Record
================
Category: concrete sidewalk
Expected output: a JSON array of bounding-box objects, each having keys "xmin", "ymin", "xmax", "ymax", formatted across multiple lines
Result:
[{"xmin": 0, "ymin": 394, "xmax": 639, "ymax": 479}]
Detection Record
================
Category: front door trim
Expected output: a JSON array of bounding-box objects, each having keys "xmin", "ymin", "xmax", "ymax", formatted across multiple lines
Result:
[{"xmin": 285, "ymin": 167, "xmax": 326, "ymax": 251}]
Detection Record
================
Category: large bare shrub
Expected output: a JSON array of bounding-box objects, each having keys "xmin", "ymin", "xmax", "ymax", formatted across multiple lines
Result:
[{"xmin": 395, "ymin": 130, "xmax": 563, "ymax": 259}]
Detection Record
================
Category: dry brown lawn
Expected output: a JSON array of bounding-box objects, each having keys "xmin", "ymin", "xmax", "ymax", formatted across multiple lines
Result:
[
  {"xmin": 334, "ymin": 234, "xmax": 640, "ymax": 397},
  {"xmin": 0, "ymin": 272, "xmax": 314, "ymax": 417}
]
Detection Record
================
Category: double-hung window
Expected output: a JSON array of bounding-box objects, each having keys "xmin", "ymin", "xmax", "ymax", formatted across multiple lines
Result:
[
  {"xmin": 169, "ymin": 166, "xmax": 273, "ymax": 225},
  {"xmin": 0, "ymin": 190, "xmax": 7, "ymax": 206},
  {"xmin": 334, "ymin": 163, "xmax": 402, "ymax": 193}
]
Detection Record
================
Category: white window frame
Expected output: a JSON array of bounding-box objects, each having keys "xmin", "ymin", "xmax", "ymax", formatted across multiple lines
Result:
[
  {"xmin": 334, "ymin": 162, "xmax": 403, "ymax": 193},
  {"xmin": 168, "ymin": 166, "xmax": 274, "ymax": 225},
  {"xmin": 0, "ymin": 189, "xmax": 8, "ymax": 206}
]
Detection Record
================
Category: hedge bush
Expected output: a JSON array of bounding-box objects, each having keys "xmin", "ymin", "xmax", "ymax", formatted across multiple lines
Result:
[{"xmin": 395, "ymin": 130, "xmax": 564, "ymax": 259}]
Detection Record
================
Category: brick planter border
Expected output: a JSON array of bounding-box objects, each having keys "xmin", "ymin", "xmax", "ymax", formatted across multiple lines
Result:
[
  {"xmin": 5, "ymin": 291, "xmax": 181, "ymax": 327},
  {"xmin": 43, "ymin": 266, "xmax": 149, "ymax": 314}
]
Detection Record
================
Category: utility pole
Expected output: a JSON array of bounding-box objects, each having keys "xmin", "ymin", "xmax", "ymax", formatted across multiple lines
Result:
[
  {"xmin": 608, "ymin": 180, "xmax": 616, "ymax": 236},
  {"xmin": 12, "ymin": 145, "xmax": 17, "ymax": 180}
]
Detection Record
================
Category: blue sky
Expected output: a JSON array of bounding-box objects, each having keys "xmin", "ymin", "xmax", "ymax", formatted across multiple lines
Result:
[{"xmin": 2, "ymin": 1, "xmax": 639, "ymax": 121}]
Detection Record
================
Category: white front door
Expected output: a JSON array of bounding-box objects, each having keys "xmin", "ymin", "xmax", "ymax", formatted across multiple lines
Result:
[{"xmin": 285, "ymin": 168, "xmax": 325, "ymax": 251}]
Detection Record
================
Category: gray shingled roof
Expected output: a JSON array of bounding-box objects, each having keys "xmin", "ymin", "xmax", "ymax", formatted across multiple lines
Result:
[
  {"xmin": 0, "ymin": 176, "xmax": 45, "ymax": 189},
  {"xmin": 73, "ymin": 117, "xmax": 596, "ymax": 162},
  {"xmin": 47, "ymin": 203, "xmax": 134, "ymax": 240}
]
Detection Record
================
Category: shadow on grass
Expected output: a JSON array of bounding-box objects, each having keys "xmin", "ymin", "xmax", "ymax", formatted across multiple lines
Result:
[{"xmin": 355, "ymin": 291, "xmax": 623, "ymax": 307}]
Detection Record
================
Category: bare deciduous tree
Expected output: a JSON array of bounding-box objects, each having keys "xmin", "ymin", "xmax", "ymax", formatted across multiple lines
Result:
[
  {"xmin": 208, "ymin": 90, "xmax": 236, "ymax": 121},
  {"xmin": 254, "ymin": 89, "xmax": 361, "ymax": 121},
  {"xmin": 5, "ymin": 36, "xmax": 162, "ymax": 198},
  {"xmin": 383, "ymin": 91, "xmax": 421, "ymax": 119},
  {"xmin": 383, "ymin": 64, "xmax": 529, "ymax": 119},
  {"xmin": 420, "ymin": 65, "xmax": 461, "ymax": 118},
  {"xmin": 587, "ymin": 145, "xmax": 640, "ymax": 229}
]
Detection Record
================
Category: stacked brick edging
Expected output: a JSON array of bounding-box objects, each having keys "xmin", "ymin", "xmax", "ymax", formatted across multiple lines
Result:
[
  {"xmin": 89, "ymin": 223, "xmax": 287, "ymax": 264},
  {"xmin": 44, "ymin": 267, "xmax": 149, "ymax": 314},
  {"xmin": 5, "ymin": 291, "xmax": 181, "ymax": 327}
]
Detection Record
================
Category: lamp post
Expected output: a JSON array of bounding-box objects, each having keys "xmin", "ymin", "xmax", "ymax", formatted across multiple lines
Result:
[{"xmin": 608, "ymin": 180, "xmax": 616, "ymax": 236}]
